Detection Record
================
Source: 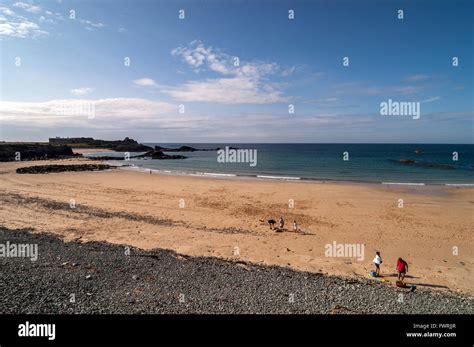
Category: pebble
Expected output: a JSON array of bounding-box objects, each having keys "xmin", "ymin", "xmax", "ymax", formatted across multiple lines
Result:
[{"xmin": 1, "ymin": 227, "xmax": 472, "ymax": 314}]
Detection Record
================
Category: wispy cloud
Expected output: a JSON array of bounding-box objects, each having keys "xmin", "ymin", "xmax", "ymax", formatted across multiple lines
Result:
[
  {"xmin": 0, "ymin": 97, "xmax": 374, "ymax": 140},
  {"xmin": 422, "ymin": 96, "xmax": 441, "ymax": 103},
  {"xmin": 0, "ymin": 6, "xmax": 15, "ymax": 16},
  {"xmin": 133, "ymin": 78, "xmax": 158, "ymax": 87},
  {"xmin": 335, "ymin": 82, "xmax": 423, "ymax": 96},
  {"xmin": 0, "ymin": 6, "xmax": 48, "ymax": 38},
  {"xmin": 166, "ymin": 41, "xmax": 288, "ymax": 104},
  {"xmin": 1, "ymin": 2, "xmax": 106, "ymax": 38},
  {"xmin": 78, "ymin": 18, "xmax": 106, "ymax": 30},
  {"xmin": 0, "ymin": 98, "xmax": 176, "ymax": 123},
  {"xmin": 162, "ymin": 77, "xmax": 287, "ymax": 104},
  {"xmin": 70, "ymin": 87, "xmax": 94, "ymax": 96},
  {"xmin": 13, "ymin": 2, "xmax": 42, "ymax": 14},
  {"xmin": 405, "ymin": 74, "xmax": 430, "ymax": 82}
]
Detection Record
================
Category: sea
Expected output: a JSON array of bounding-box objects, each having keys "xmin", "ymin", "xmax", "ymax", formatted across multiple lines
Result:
[{"xmin": 85, "ymin": 144, "xmax": 474, "ymax": 185}]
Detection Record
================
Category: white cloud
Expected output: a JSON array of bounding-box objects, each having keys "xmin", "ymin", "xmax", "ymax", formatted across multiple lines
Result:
[
  {"xmin": 0, "ymin": 97, "xmax": 373, "ymax": 140},
  {"xmin": 42, "ymin": 10, "xmax": 63, "ymax": 22},
  {"xmin": 0, "ymin": 18, "xmax": 48, "ymax": 38},
  {"xmin": 0, "ymin": 98, "xmax": 176, "ymax": 123},
  {"xmin": 13, "ymin": 2, "xmax": 42, "ymax": 14},
  {"xmin": 70, "ymin": 87, "xmax": 94, "ymax": 96},
  {"xmin": 168, "ymin": 41, "xmax": 288, "ymax": 104},
  {"xmin": 133, "ymin": 78, "xmax": 158, "ymax": 87},
  {"xmin": 422, "ymin": 96, "xmax": 441, "ymax": 103},
  {"xmin": 162, "ymin": 77, "xmax": 287, "ymax": 104},
  {"xmin": 0, "ymin": 6, "xmax": 16, "ymax": 16},
  {"xmin": 0, "ymin": 5, "xmax": 48, "ymax": 38},
  {"xmin": 78, "ymin": 19, "xmax": 106, "ymax": 30}
]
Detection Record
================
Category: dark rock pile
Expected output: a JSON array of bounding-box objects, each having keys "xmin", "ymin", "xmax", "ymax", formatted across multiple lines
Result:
[
  {"xmin": 0, "ymin": 144, "xmax": 75, "ymax": 162},
  {"xmin": 16, "ymin": 164, "xmax": 115, "ymax": 174}
]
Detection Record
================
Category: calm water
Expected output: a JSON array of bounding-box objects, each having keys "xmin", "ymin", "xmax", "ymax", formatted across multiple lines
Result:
[{"xmin": 88, "ymin": 144, "xmax": 474, "ymax": 184}]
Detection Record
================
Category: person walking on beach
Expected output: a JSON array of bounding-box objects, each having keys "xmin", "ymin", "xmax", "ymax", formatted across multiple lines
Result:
[
  {"xmin": 396, "ymin": 257, "xmax": 409, "ymax": 282},
  {"xmin": 373, "ymin": 251, "xmax": 382, "ymax": 276},
  {"xmin": 268, "ymin": 219, "xmax": 276, "ymax": 230},
  {"xmin": 279, "ymin": 216, "xmax": 285, "ymax": 229},
  {"xmin": 293, "ymin": 220, "xmax": 298, "ymax": 232}
]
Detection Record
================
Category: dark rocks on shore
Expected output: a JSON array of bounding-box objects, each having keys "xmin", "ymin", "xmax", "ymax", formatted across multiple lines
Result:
[
  {"xmin": 16, "ymin": 164, "xmax": 115, "ymax": 174},
  {"xmin": 147, "ymin": 150, "xmax": 187, "ymax": 160},
  {"xmin": 154, "ymin": 145, "xmax": 239, "ymax": 152},
  {"xmin": 88, "ymin": 150, "xmax": 188, "ymax": 160},
  {"xmin": 216, "ymin": 146, "xmax": 238, "ymax": 151},
  {"xmin": 0, "ymin": 227, "xmax": 472, "ymax": 314},
  {"xmin": 125, "ymin": 149, "xmax": 188, "ymax": 160},
  {"xmin": 87, "ymin": 156, "xmax": 127, "ymax": 161},
  {"xmin": 154, "ymin": 145, "xmax": 225, "ymax": 152},
  {"xmin": 425, "ymin": 163, "xmax": 455, "ymax": 169},
  {"xmin": 0, "ymin": 144, "xmax": 76, "ymax": 162},
  {"xmin": 155, "ymin": 145, "xmax": 196, "ymax": 152},
  {"xmin": 398, "ymin": 159, "xmax": 455, "ymax": 169},
  {"xmin": 399, "ymin": 159, "xmax": 416, "ymax": 164}
]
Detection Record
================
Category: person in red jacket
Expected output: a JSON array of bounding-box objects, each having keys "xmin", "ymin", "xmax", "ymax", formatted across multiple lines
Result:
[{"xmin": 396, "ymin": 258, "xmax": 409, "ymax": 282}]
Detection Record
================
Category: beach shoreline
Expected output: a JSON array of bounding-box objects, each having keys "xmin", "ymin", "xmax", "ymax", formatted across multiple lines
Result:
[
  {"xmin": 0, "ymin": 158, "xmax": 473, "ymax": 296},
  {"xmin": 117, "ymin": 162, "xmax": 474, "ymax": 191}
]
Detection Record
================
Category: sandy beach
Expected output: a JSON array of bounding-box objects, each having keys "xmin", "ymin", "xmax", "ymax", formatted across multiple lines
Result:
[{"xmin": 0, "ymin": 158, "xmax": 472, "ymax": 295}]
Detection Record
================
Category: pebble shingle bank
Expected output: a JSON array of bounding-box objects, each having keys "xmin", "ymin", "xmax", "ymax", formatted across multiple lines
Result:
[{"xmin": 0, "ymin": 228, "xmax": 471, "ymax": 314}]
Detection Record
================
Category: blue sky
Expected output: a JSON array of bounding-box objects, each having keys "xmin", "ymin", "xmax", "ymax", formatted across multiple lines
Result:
[{"xmin": 1, "ymin": 0, "xmax": 472, "ymax": 143}]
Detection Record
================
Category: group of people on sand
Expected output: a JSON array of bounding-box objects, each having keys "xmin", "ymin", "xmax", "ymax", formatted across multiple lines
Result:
[
  {"xmin": 267, "ymin": 216, "xmax": 299, "ymax": 232},
  {"xmin": 372, "ymin": 251, "xmax": 410, "ymax": 285}
]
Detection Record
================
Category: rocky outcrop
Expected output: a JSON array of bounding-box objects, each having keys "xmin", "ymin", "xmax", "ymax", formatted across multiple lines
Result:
[
  {"xmin": 0, "ymin": 144, "xmax": 75, "ymax": 162},
  {"xmin": 16, "ymin": 164, "xmax": 115, "ymax": 174},
  {"xmin": 154, "ymin": 145, "xmax": 235, "ymax": 152},
  {"xmin": 49, "ymin": 137, "xmax": 152, "ymax": 152},
  {"xmin": 145, "ymin": 150, "xmax": 187, "ymax": 159},
  {"xmin": 398, "ymin": 159, "xmax": 455, "ymax": 169},
  {"xmin": 399, "ymin": 159, "xmax": 416, "ymax": 164},
  {"xmin": 155, "ymin": 145, "xmax": 197, "ymax": 152}
]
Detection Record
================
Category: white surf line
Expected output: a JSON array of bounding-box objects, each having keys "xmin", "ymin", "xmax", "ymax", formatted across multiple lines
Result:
[
  {"xmin": 202, "ymin": 172, "xmax": 237, "ymax": 177},
  {"xmin": 257, "ymin": 175, "xmax": 301, "ymax": 180},
  {"xmin": 445, "ymin": 183, "xmax": 474, "ymax": 187},
  {"xmin": 382, "ymin": 182, "xmax": 425, "ymax": 186},
  {"xmin": 190, "ymin": 172, "xmax": 237, "ymax": 177}
]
